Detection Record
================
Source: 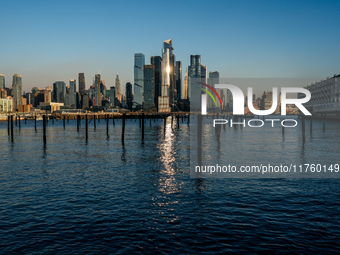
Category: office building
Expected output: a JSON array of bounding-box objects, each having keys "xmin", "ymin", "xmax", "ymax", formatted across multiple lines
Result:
[
  {"xmin": 12, "ymin": 74, "xmax": 22, "ymax": 111},
  {"xmin": 159, "ymin": 39, "xmax": 174, "ymax": 113},
  {"xmin": 134, "ymin": 53, "xmax": 145, "ymax": 106},
  {"xmin": 0, "ymin": 98, "xmax": 12, "ymax": 112},
  {"xmin": 53, "ymin": 81, "xmax": 66, "ymax": 103},
  {"xmin": 0, "ymin": 74, "xmax": 5, "ymax": 89},
  {"xmin": 110, "ymin": 86, "xmax": 116, "ymax": 107},
  {"xmin": 176, "ymin": 61, "xmax": 182, "ymax": 100},
  {"xmin": 208, "ymin": 71, "xmax": 220, "ymax": 110},
  {"xmin": 144, "ymin": 64, "xmax": 155, "ymax": 110},
  {"xmin": 151, "ymin": 56, "xmax": 162, "ymax": 110},
  {"xmin": 300, "ymin": 75, "xmax": 340, "ymax": 116},
  {"xmin": 126, "ymin": 82, "xmax": 133, "ymax": 110},
  {"xmin": 188, "ymin": 55, "xmax": 201, "ymax": 109},
  {"xmin": 94, "ymin": 74, "xmax": 101, "ymax": 106},
  {"xmin": 184, "ymin": 68, "xmax": 188, "ymax": 100},
  {"xmin": 79, "ymin": 73, "xmax": 85, "ymax": 95}
]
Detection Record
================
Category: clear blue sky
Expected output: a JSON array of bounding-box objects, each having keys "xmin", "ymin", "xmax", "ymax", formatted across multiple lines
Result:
[{"xmin": 1, "ymin": 0, "xmax": 340, "ymax": 96}]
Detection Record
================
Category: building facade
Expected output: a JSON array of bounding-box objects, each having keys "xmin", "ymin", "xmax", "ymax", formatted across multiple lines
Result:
[
  {"xmin": 176, "ymin": 61, "xmax": 182, "ymax": 100},
  {"xmin": 134, "ymin": 53, "xmax": 145, "ymax": 106},
  {"xmin": 301, "ymin": 75, "xmax": 340, "ymax": 116},
  {"xmin": 12, "ymin": 74, "xmax": 22, "ymax": 111},
  {"xmin": 0, "ymin": 98, "xmax": 12, "ymax": 112},
  {"xmin": 151, "ymin": 56, "xmax": 162, "ymax": 110},
  {"xmin": 79, "ymin": 73, "xmax": 85, "ymax": 95},
  {"xmin": 53, "ymin": 81, "xmax": 66, "ymax": 103},
  {"xmin": 143, "ymin": 64, "xmax": 155, "ymax": 110},
  {"xmin": 0, "ymin": 74, "xmax": 5, "ymax": 89},
  {"xmin": 126, "ymin": 82, "xmax": 133, "ymax": 110}
]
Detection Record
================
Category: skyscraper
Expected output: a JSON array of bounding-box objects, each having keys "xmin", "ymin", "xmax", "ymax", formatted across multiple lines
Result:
[
  {"xmin": 175, "ymin": 61, "xmax": 182, "ymax": 100},
  {"xmin": 134, "ymin": 53, "xmax": 145, "ymax": 106},
  {"xmin": 151, "ymin": 56, "xmax": 162, "ymax": 110},
  {"xmin": 184, "ymin": 68, "xmax": 188, "ymax": 100},
  {"xmin": 208, "ymin": 71, "xmax": 220, "ymax": 109},
  {"xmin": 115, "ymin": 74, "xmax": 121, "ymax": 101},
  {"xmin": 159, "ymin": 39, "xmax": 175, "ymax": 113},
  {"xmin": 65, "ymin": 79, "xmax": 76, "ymax": 108},
  {"xmin": 53, "ymin": 81, "xmax": 66, "ymax": 103},
  {"xmin": 12, "ymin": 74, "xmax": 22, "ymax": 111},
  {"xmin": 110, "ymin": 86, "xmax": 116, "ymax": 107},
  {"xmin": 94, "ymin": 74, "xmax": 101, "ymax": 106},
  {"xmin": 188, "ymin": 55, "xmax": 201, "ymax": 109},
  {"xmin": 78, "ymin": 73, "xmax": 85, "ymax": 95},
  {"xmin": 143, "ymin": 64, "xmax": 155, "ymax": 110},
  {"xmin": 126, "ymin": 82, "xmax": 133, "ymax": 110},
  {"xmin": 0, "ymin": 74, "xmax": 5, "ymax": 89}
]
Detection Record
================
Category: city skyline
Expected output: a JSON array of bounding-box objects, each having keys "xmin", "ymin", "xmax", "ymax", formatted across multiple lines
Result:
[{"xmin": 1, "ymin": 0, "xmax": 340, "ymax": 96}]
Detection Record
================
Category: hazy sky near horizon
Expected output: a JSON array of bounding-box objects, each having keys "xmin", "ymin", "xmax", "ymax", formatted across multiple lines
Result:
[{"xmin": 1, "ymin": 0, "xmax": 340, "ymax": 96}]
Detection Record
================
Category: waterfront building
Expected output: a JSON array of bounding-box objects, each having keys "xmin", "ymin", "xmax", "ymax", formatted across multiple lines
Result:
[
  {"xmin": 176, "ymin": 61, "xmax": 182, "ymax": 100},
  {"xmin": 0, "ymin": 89, "xmax": 7, "ymax": 98},
  {"xmin": 126, "ymin": 82, "xmax": 133, "ymax": 110},
  {"xmin": 144, "ymin": 64, "xmax": 155, "ymax": 110},
  {"xmin": 301, "ymin": 75, "xmax": 340, "ymax": 117},
  {"xmin": 65, "ymin": 79, "xmax": 76, "ymax": 108},
  {"xmin": 79, "ymin": 73, "xmax": 85, "ymax": 95},
  {"xmin": 53, "ymin": 81, "xmax": 66, "ymax": 103},
  {"xmin": 159, "ymin": 39, "xmax": 174, "ymax": 113},
  {"xmin": 183, "ymin": 68, "xmax": 188, "ymax": 100},
  {"xmin": 110, "ymin": 86, "xmax": 116, "ymax": 107},
  {"xmin": 12, "ymin": 74, "xmax": 22, "ymax": 111},
  {"xmin": 40, "ymin": 102, "xmax": 64, "ymax": 113},
  {"xmin": 208, "ymin": 71, "xmax": 220, "ymax": 110},
  {"xmin": 82, "ymin": 93, "xmax": 89, "ymax": 109},
  {"xmin": 134, "ymin": 53, "xmax": 145, "ymax": 106},
  {"xmin": 188, "ymin": 55, "xmax": 201, "ymax": 109},
  {"xmin": 151, "ymin": 56, "xmax": 162, "ymax": 110},
  {"xmin": 115, "ymin": 74, "xmax": 122, "ymax": 102},
  {"xmin": 94, "ymin": 74, "xmax": 101, "ymax": 106},
  {"xmin": 0, "ymin": 74, "xmax": 5, "ymax": 89},
  {"xmin": 0, "ymin": 98, "xmax": 12, "ymax": 112}
]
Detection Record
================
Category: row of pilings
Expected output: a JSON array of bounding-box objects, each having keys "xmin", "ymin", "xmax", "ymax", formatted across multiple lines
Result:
[{"xmin": 7, "ymin": 113, "xmax": 190, "ymax": 144}]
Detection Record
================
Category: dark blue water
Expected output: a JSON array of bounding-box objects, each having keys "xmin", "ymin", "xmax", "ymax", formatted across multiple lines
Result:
[{"xmin": 0, "ymin": 117, "xmax": 339, "ymax": 254}]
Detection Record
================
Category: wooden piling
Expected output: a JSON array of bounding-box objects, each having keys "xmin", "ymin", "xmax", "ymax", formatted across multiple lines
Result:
[
  {"xmin": 302, "ymin": 116, "xmax": 305, "ymax": 144},
  {"xmin": 85, "ymin": 114, "xmax": 88, "ymax": 140},
  {"xmin": 11, "ymin": 115, "xmax": 14, "ymax": 141},
  {"xmin": 113, "ymin": 115, "xmax": 115, "ymax": 126},
  {"xmin": 310, "ymin": 119, "xmax": 312, "ymax": 134},
  {"xmin": 63, "ymin": 115, "xmax": 65, "ymax": 129},
  {"xmin": 282, "ymin": 125, "xmax": 284, "ymax": 135},
  {"xmin": 15, "ymin": 116, "xmax": 17, "ymax": 126},
  {"xmin": 18, "ymin": 115, "xmax": 20, "ymax": 129},
  {"xmin": 106, "ymin": 114, "xmax": 109, "ymax": 136},
  {"xmin": 122, "ymin": 113, "xmax": 126, "ymax": 143},
  {"xmin": 43, "ymin": 115, "xmax": 46, "ymax": 144},
  {"xmin": 94, "ymin": 115, "xmax": 96, "ymax": 130},
  {"xmin": 7, "ymin": 116, "xmax": 10, "ymax": 135},
  {"xmin": 142, "ymin": 113, "xmax": 145, "ymax": 140},
  {"xmin": 177, "ymin": 114, "xmax": 180, "ymax": 128},
  {"xmin": 35, "ymin": 115, "xmax": 37, "ymax": 131}
]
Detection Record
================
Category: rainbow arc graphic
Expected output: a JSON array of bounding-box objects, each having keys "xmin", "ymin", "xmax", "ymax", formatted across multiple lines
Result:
[{"xmin": 198, "ymin": 82, "xmax": 222, "ymax": 107}]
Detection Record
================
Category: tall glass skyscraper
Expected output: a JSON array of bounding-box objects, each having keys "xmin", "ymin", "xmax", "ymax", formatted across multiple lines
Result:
[
  {"xmin": 53, "ymin": 81, "xmax": 66, "ymax": 103},
  {"xmin": 188, "ymin": 55, "xmax": 201, "ymax": 109},
  {"xmin": 159, "ymin": 39, "xmax": 175, "ymax": 113},
  {"xmin": 0, "ymin": 74, "xmax": 5, "ymax": 89},
  {"xmin": 126, "ymin": 82, "xmax": 133, "ymax": 110},
  {"xmin": 143, "ymin": 64, "xmax": 155, "ymax": 110},
  {"xmin": 78, "ymin": 73, "xmax": 85, "ymax": 95},
  {"xmin": 134, "ymin": 53, "xmax": 145, "ymax": 106},
  {"xmin": 115, "ymin": 74, "xmax": 122, "ymax": 102},
  {"xmin": 175, "ymin": 61, "xmax": 182, "ymax": 100},
  {"xmin": 12, "ymin": 74, "xmax": 22, "ymax": 111},
  {"xmin": 94, "ymin": 74, "xmax": 101, "ymax": 106},
  {"xmin": 151, "ymin": 56, "xmax": 162, "ymax": 110},
  {"xmin": 208, "ymin": 71, "xmax": 220, "ymax": 109}
]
